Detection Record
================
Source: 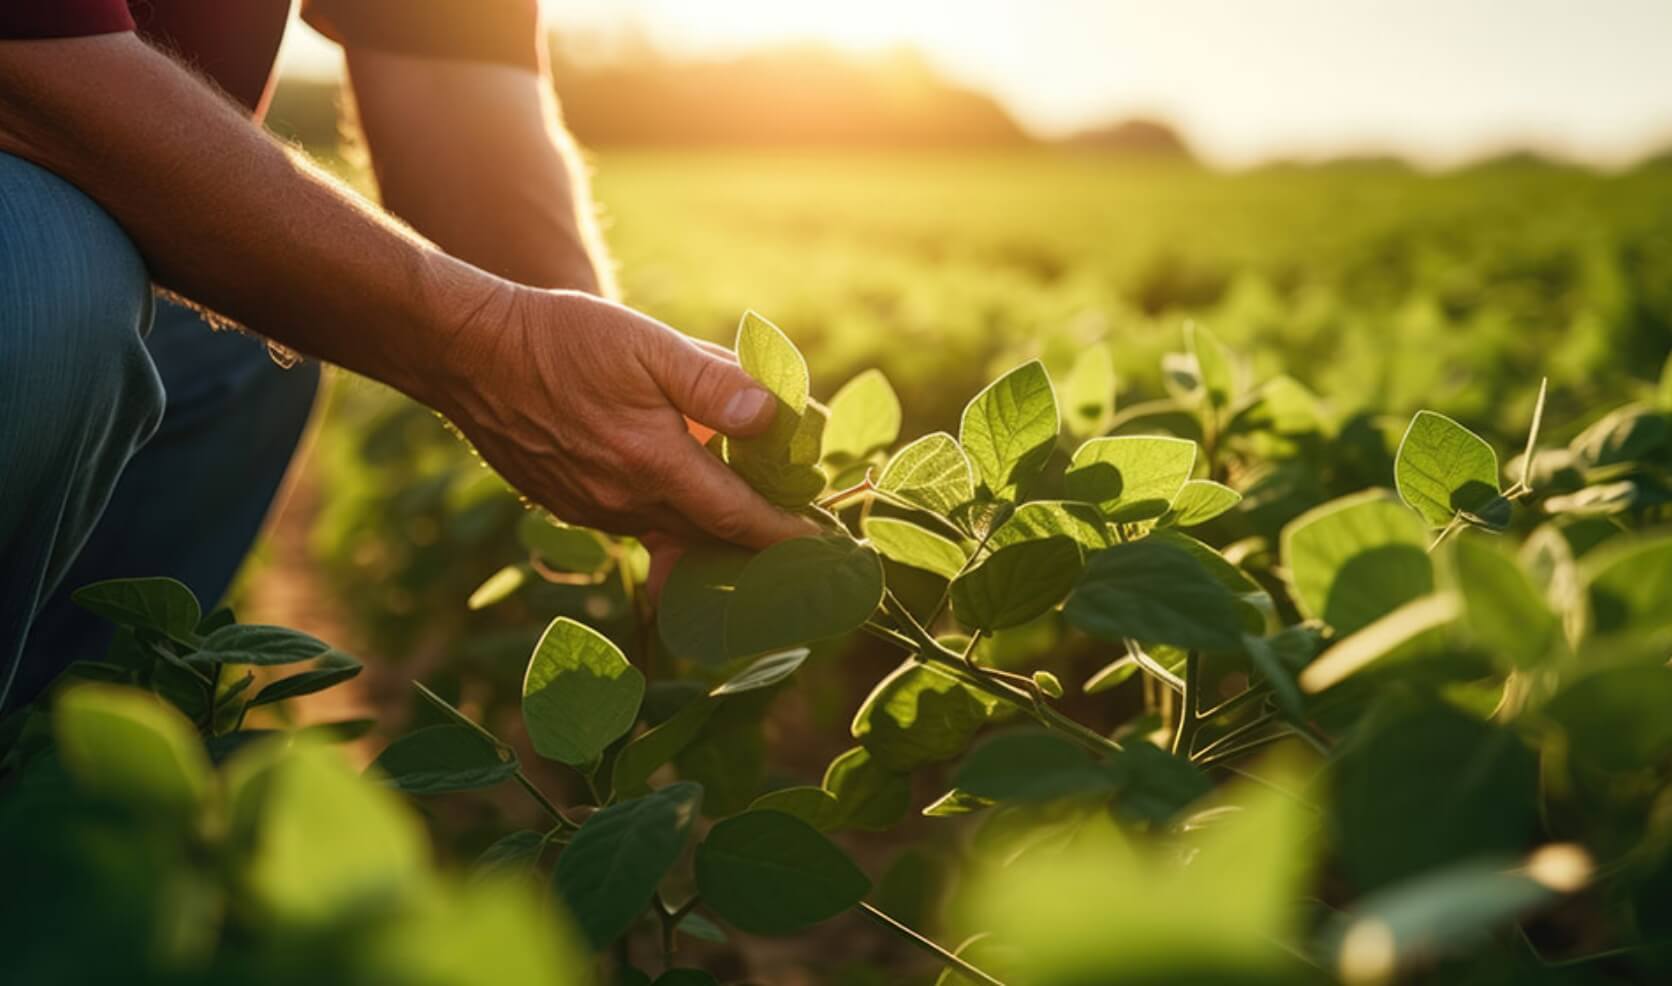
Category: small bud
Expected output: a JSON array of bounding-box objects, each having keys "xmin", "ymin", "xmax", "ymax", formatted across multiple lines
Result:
[{"xmin": 1032, "ymin": 670, "xmax": 1064, "ymax": 699}]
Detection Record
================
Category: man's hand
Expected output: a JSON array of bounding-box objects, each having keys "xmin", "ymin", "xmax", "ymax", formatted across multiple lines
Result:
[{"xmin": 438, "ymin": 286, "xmax": 815, "ymax": 547}]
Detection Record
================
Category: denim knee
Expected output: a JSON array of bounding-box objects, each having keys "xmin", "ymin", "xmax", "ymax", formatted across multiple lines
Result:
[{"xmin": 0, "ymin": 152, "xmax": 165, "ymax": 456}]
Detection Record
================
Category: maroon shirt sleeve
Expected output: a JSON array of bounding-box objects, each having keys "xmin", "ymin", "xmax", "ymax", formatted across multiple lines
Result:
[
  {"xmin": 0, "ymin": 0, "xmax": 135, "ymax": 38},
  {"xmin": 302, "ymin": 0, "xmax": 541, "ymax": 70}
]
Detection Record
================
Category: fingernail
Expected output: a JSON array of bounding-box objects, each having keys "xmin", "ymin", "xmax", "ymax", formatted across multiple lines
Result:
[{"xmin": 724, "ymin": 388, "xmax": 773, "ymax": 429}]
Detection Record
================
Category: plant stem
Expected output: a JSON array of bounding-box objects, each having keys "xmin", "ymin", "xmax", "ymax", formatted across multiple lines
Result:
[
  {"xmin": 1195, "ymin": 726, "xmax": 1297, "ymax": 767},
  {"xmin": 1170, "ymin": 653, "xmax": 1202, "ymax": 756},
  {"xmin": 817, "ymin": 475, "xmax": 874, "ymax": 511},
  {"xmin": 514, "ymin": 770, "xmax": 579, "ymax": 830},
  {"xmin": 1125, "ymin": 639, "xmax": 1185, "ymax": 694},
  {"xmin": 858, "ymin": 902, "xmax": 1007, "ymax": 986},
  {"xmin": 1197, "ymin": 684, "xmax": 1269, "ymax": 722},
  {"xmin": 1190, "ymin": 709, "xmax": 1278, "ymax": 763}
]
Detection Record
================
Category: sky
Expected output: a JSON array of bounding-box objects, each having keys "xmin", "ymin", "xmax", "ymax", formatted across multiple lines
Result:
[{"xmin": 279, "ymin": 0, "xmax": 1672, "ymax": 167}]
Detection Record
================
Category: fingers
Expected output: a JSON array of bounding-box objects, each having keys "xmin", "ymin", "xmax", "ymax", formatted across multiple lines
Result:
[
  {"xmin": 644, "ymin": 334, "xmax": 777, "ymax": 438},
  {"xmin": 656, "ymin": 440, "xmax": 819, "ymax": 550}
]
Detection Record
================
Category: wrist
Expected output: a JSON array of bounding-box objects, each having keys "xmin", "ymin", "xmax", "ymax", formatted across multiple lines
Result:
[{"xmin": 393, "ymin": 252, "xmax": 520, "ymax": 416}]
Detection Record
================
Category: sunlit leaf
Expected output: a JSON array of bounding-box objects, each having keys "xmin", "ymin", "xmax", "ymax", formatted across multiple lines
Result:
[
  {"xmin": 959, "ymin": 360, "xmax": 1059, "ymax": 498},
  {"xmin": 710, "ymin": 647, "xmax": 812, "ymax": 696},
  {"xmin": 863, "ymin": 516, "xmax": 968, "ymax": 580},
  {"xmin": 1159, "ymin": 479, "xmax": 1241, "ymax": 527},
  {"xmin": 1065, "ymin": 436, "xmax": 1198, "ymax": 523},
  {"xmin": 522, "ymin": 617, "xmax": 645, "ymax": 766},
  {"xmin": 1282, "ymin": 490, "xmax": 1435, "ymax": 636},
  {"xmin": 1394, "ymin": 411, "xmax": 1504, "ymax": 529},
  {"xmin": 1064, "ymin": 540, "xmax": 1246, "ymax": 653},
  {"xmin": 877, "ymin": 432, "xmax": 976, "ymax": 517},
  {"xmin": 1063, "ymin": 344, "xmax": 1116, "ymax": 439},
  {"xmin": 824, "ymin": 368, "xmax": 902, "ymax": 461}
]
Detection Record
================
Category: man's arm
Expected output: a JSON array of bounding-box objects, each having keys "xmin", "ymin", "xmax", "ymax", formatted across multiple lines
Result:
[
  {"xmin": 344, "ymin": 49, "xmax": 616, "ymax": 295},
  {"xmin": 0, "ymin": 34, "xmax": 809, "ymax": 547}
]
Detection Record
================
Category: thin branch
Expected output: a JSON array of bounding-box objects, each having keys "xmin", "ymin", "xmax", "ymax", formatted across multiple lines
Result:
[
  {"xmin": 1126, "ymin": 639, "xmax": 1185, "ymax": 693},
  {"xmin": 858, "ymin": 902, "xmax": 1007, "ymax": 986}
]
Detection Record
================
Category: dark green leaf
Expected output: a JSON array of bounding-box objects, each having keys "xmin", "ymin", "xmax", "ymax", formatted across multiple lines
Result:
[
  {"xmin": 370, "ymin": 724, "xmax": 518, "ymax": 795},
  {"xmin": 823, "ymin": 746, "xmax": 911, "ymax": 831},
  {"xmin": 951, "ymin": 536, "xmax": 1082, "ymax": 631},
  {"xmin": 1450, "ymin": 535, "xmax": 1561, "ymax": 669},
  {"xmin": 611, "ymin": 696, "xmax": 717, "ymax": 798},
  {"xmin": 953, "ymin": 731, "xmax": 1117, "ymax": 803},
  {"xmin": 517, "ymin": 512, "xmax": 611, "ymax": 575},
  {"xmin": 193, "ymin": 624, "xmax": 331, "ymax": 667},
  {"xmin": 70, "ymin": 577, "xmax": 202, "ymax": 646},
  {"xmin": 471, "ymin": 829, "xmax": 546, "ymax": 880},
  {"xmin": 724, "ymin": 536, "xmax": 884, "ymax": 658},
  {"xmin": 554, "ymin": 782, "xmax": 703, "ymax": 950},
  {"xmin": 695, "ymin": 810, "xmax": 871, "ymax": 935},
  {"xmin": 658, "ymin": 544, "xmax": 753, "ymax": 667},
  {"xmin": 247, "ymin": 651, "xmax": 363, "ymax": 708},
  {"xmin": 750, "ymin": 785, "xmax": 841, "ymax": 830},
  {"xmin": 1064, "ymin": 540, "xmax": 1247, "ymax": 653}
]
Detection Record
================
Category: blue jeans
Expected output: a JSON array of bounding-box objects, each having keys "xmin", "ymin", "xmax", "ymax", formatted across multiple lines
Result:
[{"xmin": 0, "ymin": 152, "xmax": 319, "ymax": 715}]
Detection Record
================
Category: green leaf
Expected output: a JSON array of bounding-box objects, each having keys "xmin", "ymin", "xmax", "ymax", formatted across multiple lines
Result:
[
  {"xmin": 1116, "ymin": 742, "xmax": 1213, "ymax": 824},
  {"xmin": 876, "ymin": 432, "xmax": 976, "ymax": 517},
  {"xmin": 229, "ymin": 739, "xmax": 425, "ymax": 925},
  {"xmin": 735, "ymin": 310, "xmax": 808, "ymax": 413},
  {"xmin": 1331, "ymin": 699, "xmax": 1538, "ymax": 890},
  {"xmin": 695, "ymin": 810, "xmax": 872, "ymax": 935},
  {"xmin": 1160, "ymin": 480, "xmax": 1242, "ymax": 527},
  {"xmin": 369, "ymin": 724, "xmax": 519, "ymax": 795},
  {"xmin": 247, "ymin": 651, "xmax": 363, "ymax": 708},
  {"xmin": 554, "ymin": 782, "xmax": 703, "ymax": 949},
  {"xmin": 1325, "ymin": 858, "xmax": 1564, "ymax": 980},
  {"xmin": 467, "ymin": 564, "xmax": 528, "ymax": 610},
  {"xmin": 1581, "ymin": 535, "xmax": 1672, "ymax": 639},
  {"xmin": 1082, "ymin": 656, "xmax": 1138, "ymax": 695},
  {"xmin": 1065, "ymin": 436, "xmax": 1198, "ymax": 523},
  {"xmin": 412, "ymin": 681, "xmax": 510, "ymax": 751},
  {"xmin": 724, "ymin": 536, "xmax": 884, "ymax": 658},
  {"xmin": 951, "ymin": 536, "xmax": 1082, "ymax": 631},
  {"xmin": 471, "ymin": 830, "xmax": 546, "ymax": 880},
  {"xmin": 71, "ymin": 577, "xmax": 202, "ymax": 646},
  {"xmin": 611, "ymin": 696, "xmax": 717, "ymax": 798},
  {"xmin": 728, "ymin": 399, "xmax": 828, "ymax": 509},
  {"xmin": 1063, "ymin": 344, "xmax": 1116, "ymax": 439},
  {"xmin": 192, "ymin": 624, "xmax": 332, "ymax": 666},
  {"xmin": 1394, "ymin": 410, "xmax": 1504, "ymax": 528},
  {"xmin": 822, "ymin": 746, "xmax": 911, "ymax": 831},
  {"xmin": 750, "ymin": 785, "xmax": 841, "ymax": 831},
  {"xmin": 1282, "ymin": 490, "xmax": 1435, "ymax": 636},
  {"xmin": 517, "ymin": 512, "xmax": 610, "ymax": 575},
  {"xmin": 725, "ymin": 312, "xmax": 827, "ymax": 507},
  {"xmin": 959, "ymin": 360, "xmax": 1059, "ymax": 498},
  {"xmin": 952, "ymin": 731, "xmax": 1116, "ymax": 803},
  {"xmin": 1299, "ymin": 593, "xmax": 1459, "ymax": 693},
  {"xmin": 710, "ymin": 647, "xmax": 812, "ymax": 696},
  {"xmin": 1242, "ymin": 634, "xmax": 1307, "ymax": 724},
  {"xmin": 824, "ymin": 368, "xmax": 902, "ymax": 461},
  {"xmin": 987, "ymin": 500, "xmax": 1110, "ymax": 553},
  {"xmin": 1450, "ymin": 536, "xmax": 1561, "ymax": 670},
  {"xmin": 922, "ymin": 788, "xmax": 995, "ymax": 817},
  {"xmin": 862, "ymin": 516, "xmax": 968, "ymax": 580},
  {"xmin": 1187, "ymin": 322, "xmax": 1238, "ymax": 410},
  {"xmin": 522, "ymin": 617, "xmax": 646, "ymax": 766},
  {"xmin": 1064, "ymin": 540, "xmax": 1247, "ymax": 653},
  {"xmin": 675, "ymin": 691, "xmax": 773, "ymax": 816},
  {"xmin": 1545, "ymin": 666, "xmax": 1672, "ymax": 771},
  {"xmin": 1660, "ymin": 352, "xmax": 1672, "ymax": 410},
  {"xmin": 853, "ymin": 660, "xmax": 1003, "ymax": 770},
  {"xmin": 1147, "ymin": 529, "xmax": 1272, "ymax": 633},
  {"xmin": 658, "ymin": 544, "xmax": 752, "ymax": 667},
  {"xmin": 676, "ymin": 911, "xmax": 729, "ymax": 944},
  {"xmin": 54, "ymin": 684, "xmax": 210, "ymax": 817}
]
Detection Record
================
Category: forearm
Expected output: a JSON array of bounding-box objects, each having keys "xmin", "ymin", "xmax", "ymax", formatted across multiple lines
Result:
[
  {"xmin": 345, "ymin": 48, "xmax": 615, "ymax": 295},
  {"xmin": 0, "ymin": 33, "xmax": 499, "ymax": 404}
]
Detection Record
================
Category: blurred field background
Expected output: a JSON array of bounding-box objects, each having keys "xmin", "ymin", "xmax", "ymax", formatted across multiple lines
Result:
[{"xmin": 237, "ymin": 3, "xmax": 1672, "ymax": 929}]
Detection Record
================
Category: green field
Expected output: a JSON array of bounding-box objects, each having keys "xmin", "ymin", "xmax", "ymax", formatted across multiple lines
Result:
[{"xmin": 8, "ymin": 149, "xmax": 1672, "ymax": 985}]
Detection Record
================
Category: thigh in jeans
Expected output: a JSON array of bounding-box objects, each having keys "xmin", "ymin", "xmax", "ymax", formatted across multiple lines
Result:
[{"xmin": 0, "ymin": 151, "xmax": 164, "ymax": 713}]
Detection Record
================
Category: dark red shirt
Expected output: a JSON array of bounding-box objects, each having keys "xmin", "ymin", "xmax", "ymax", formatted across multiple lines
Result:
[{"xmin": 0, "ymin": 0, "xmax": 540, "ymax": 115}]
